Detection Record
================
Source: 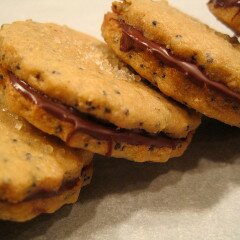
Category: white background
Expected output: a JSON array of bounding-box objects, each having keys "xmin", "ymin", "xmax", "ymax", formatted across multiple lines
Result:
[
  {"xmin": 0, "ymin": 1, "xmax": 239, "ymax": 240},
  {"xmin": 0, "ymin": 0, "xmax": 232, "ymax": 40}
]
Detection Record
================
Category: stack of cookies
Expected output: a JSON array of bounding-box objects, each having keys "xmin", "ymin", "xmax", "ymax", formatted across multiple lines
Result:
[{"xmin": 0, "ymin": 0, "xmax": 239, "ymax": 222}]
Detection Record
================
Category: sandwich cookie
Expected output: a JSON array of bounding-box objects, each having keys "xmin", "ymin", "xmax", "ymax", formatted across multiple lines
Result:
[
  {"xmin": 0, "ymin": 21, "xmax": 200, "ymax": 163},
  {"xmin": 102, "ymin": 0, "xmax": 240, "ymax": 127},
  {"xmin": 208, "ymin": 0, "xmax": 240, "ymax": 34},
  {"xmin": 0, "ymin": 92, "xmax": 93, "ymax": 222}
]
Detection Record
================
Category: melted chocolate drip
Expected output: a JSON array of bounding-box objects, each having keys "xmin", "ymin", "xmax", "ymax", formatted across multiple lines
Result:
[
  {"xmin": 119, "ymin": 21, "xmax": 240, "ymax": 103},
  {"xmin": 8, "ymin": 73, "xmax": 182, "ymax": 156},
  {"xmin": 210, "ymin": 0, "xmax": 240, "ymax": 8}
]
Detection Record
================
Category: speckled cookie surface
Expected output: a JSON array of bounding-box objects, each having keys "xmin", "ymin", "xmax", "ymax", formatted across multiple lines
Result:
[
  {"xmin": 208, "ymin": 1, "xmax": 240, "ymax": 34},
  {"xmin": 101, "ymin": 0, "xmax": 240, "ymax": 127},
  {"xmin": 0, "ymin": 21, "xmax": 200, "ymax": 162},
  {"xmin": 0, "ymin": 90, "xmax": 93, "ymax": 221}
]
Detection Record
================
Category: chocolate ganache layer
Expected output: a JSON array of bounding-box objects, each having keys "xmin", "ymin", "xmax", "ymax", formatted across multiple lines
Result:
[
  {"xmin": 25, "ymin": 178, "xmax": 80, "ymax": 202},
  {"xmin": 210, "ymin": 0, "xmax": 240, "ymax": 8},
  {"xmin": 8, "ymin": 73, "xmax": 182, "ymax": 156},
  {"xmin": 119, "ymin": 20, "xmax": 240, "ymax": 103},
  {"xmin": 24, "ymin": 163, "xmax": 92, "ymax": 201},
  {"xmin": 0, "ymin": 178, "xmax": 79, "ymax": 205}
]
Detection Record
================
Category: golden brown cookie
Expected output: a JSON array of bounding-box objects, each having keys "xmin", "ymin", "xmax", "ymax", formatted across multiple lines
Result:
[
  {"xmin": 208, "ymin": 0, "xmax": 240, "ymax": 34},
  {"xmin": 0, "ymin": 92, "xmax": 93, "ymax": 222},
  {"xmin": 101, "ymin": 0, "xmax": 240, "ymax": 127},
  {"xmin": 0, "ymin": 20, "xmax": 200, "ymax": 163}
]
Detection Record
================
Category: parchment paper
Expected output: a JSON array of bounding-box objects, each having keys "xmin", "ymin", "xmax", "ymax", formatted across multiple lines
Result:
[{"xmin": 0, "ymin": 1, "xmax": 239, "ymax": 239}]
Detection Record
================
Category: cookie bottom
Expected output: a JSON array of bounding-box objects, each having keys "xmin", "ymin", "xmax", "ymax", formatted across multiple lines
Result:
[
  {"xmin": 102, "ymin": 13, "xmax": 240, "ymax": 127},
  {"xmin": 2, "ymin": 73, "xmax": 193, "ymax": 163},
  {"xmin": 0, "ymin": 179, "xmax": 82, "ymax": 222}
]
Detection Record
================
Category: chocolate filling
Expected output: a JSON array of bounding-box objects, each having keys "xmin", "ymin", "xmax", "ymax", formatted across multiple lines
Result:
[
  {"xmin": 210, "ymin": 0, "xmax": 240, "ymax": 8},
  {"xmin": 8, "ymin": 73, "xmax": 183, "ymax": 157},
  {"xmin": 119, "ymin": 20, "xmax": 240, "ymax": 103},
  {"xmin": 25, "ymin": 178, "xmax": 80, "ymax": 201}
]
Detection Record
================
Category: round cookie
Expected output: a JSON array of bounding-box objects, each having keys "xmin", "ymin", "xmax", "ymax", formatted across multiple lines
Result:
[
  {"xmin": 208, "ymin": 0, "xmax": 240, "ymax": 34},
  {"xmin": 0, "ymin": 93, "xmax": 93, "ymax": 222},
  {"xmin": 0, "ymin": 21, "xmax": 200, "ymax": 163},
  {"xmin": 101, "ymin": 0, "xmax": 240, "ymax": 127}
]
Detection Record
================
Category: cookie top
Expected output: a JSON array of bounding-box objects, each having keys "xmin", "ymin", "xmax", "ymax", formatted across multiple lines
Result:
[
  {"xmin": 0, "ymin": 20, "xmax": 200, "ymax": 138},
  {"xmin": 0, "ymin": 91, "xmax": 93, "ymax": 203},
  {"xmin": 112, "ymin": 0, "xmax": 240, "ymax": 92}
]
